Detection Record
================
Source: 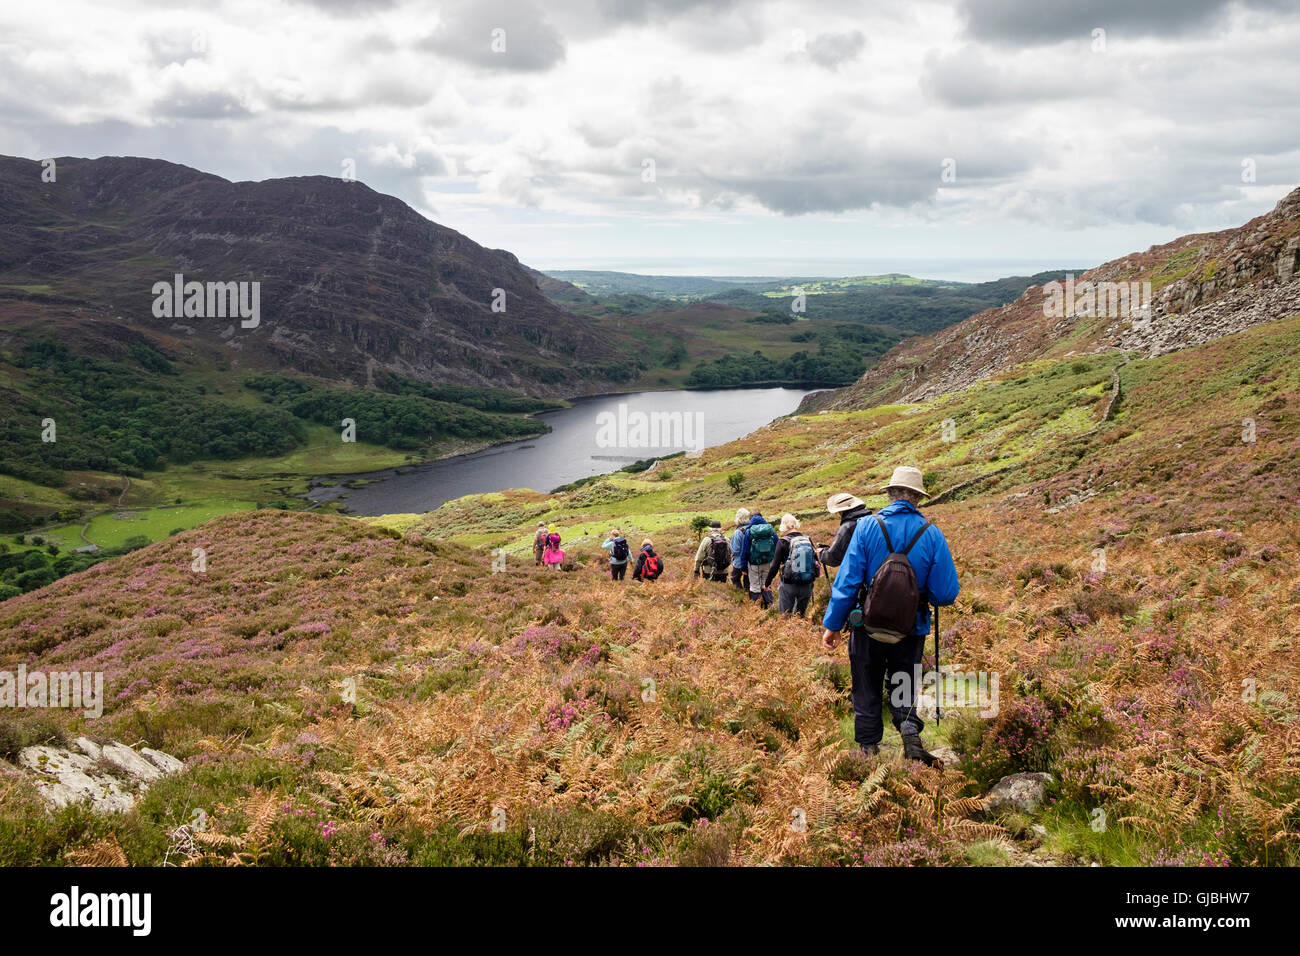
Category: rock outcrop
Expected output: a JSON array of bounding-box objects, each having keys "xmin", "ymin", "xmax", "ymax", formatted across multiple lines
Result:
[
  {"xmin": 8, "ymin": 738, "xmax": 183, "ymax": 813},
  {"xmin": 982, "ymin": 772, "xmax": 1054, "ymax": 816}
]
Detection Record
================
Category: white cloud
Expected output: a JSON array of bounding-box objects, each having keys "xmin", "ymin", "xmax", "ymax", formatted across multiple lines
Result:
[{"xmin": 0, "ymin": 0, "xmax": 1296, "ymax": 270}]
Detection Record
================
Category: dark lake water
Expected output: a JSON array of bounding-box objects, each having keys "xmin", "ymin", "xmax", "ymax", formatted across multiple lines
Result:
[{"xmin": 308, "ymin": 386, "xmax": 815, "ymax": 516}]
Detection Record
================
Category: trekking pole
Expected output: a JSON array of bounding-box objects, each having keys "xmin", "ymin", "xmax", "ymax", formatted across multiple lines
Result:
[{"xmin": 933, "ymin": 604, "xmax": 941, "ymax": 723}]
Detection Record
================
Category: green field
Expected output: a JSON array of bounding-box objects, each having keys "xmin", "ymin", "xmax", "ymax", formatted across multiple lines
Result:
[
  {"xmin": 10, "ymin": 499, "xmax": 257, "ymax": 554},
  {"xmin": 81, "ymin": 499, "xmax": 258, "ymax": 548}
]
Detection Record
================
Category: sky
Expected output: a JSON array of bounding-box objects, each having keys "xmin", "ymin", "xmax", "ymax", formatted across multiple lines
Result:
[{"xmin": 2, "ymin": 0, "xmax": 1298, "ymax": 278}]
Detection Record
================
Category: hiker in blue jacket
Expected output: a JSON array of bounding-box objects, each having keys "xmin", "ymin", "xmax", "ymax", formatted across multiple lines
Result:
[
  {"xmin": 601, "ymin": 527, "xmax": 630, "ymax": 581},
  {"xmin": 739, "ymin": 510, "xmax": 777, "ymax": 606},
  {"xmin": 821, "ymin": 466, "xmax": 959, "ymax": 766},
  {"xmin": 729, "ymin": 508, "xmax": 750, "ymax": 591}
]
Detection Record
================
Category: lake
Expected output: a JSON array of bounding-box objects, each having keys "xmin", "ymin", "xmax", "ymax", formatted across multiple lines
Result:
[{"xmin": 308, "ymin": 386, "xmax": 816, "ymax": 516}]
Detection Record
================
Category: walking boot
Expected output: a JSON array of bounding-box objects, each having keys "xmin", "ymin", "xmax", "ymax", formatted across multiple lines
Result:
[{"xmin": 902, "ymin": 733, "xmax": 943, "ymax": 768}]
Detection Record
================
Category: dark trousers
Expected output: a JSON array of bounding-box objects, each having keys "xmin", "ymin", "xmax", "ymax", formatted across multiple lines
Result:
[
  {"xmin": 778, "ymin": 580, "xmax": 813, "ymax": 616},
  {"xmin": 610, "ymin": 563, "xmax": 626, "ymax": 580},
  {"xmin": 730, "ymin": 566, "xmax": 748, "ymax": 590},
  {"xmin": 848, "ymin": 630, "xmax": 925, "ymax": 746}
]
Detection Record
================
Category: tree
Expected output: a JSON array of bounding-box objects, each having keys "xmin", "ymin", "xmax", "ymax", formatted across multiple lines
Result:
[{"xmin": 727, "ymin": 472, "xmax": 745, "ymax": 494}]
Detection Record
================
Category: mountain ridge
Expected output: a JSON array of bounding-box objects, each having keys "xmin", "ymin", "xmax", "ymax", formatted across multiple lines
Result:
[{"xmin": 0, "ymin": 154, "xmax": 624, "ymax": 397}]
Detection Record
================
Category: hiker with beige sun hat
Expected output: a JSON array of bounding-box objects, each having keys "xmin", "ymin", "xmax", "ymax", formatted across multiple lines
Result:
[
  {"xmin": 820, "ymin": 465, "xmax": 959, "ymax": 767},
  {"xmin": 818, "ymin": 491, "xmax": 872, "ymax": 569}
]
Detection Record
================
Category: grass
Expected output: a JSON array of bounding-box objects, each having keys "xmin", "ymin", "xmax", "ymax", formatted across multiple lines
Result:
[
  {"xmin": 0, "ymin": 284, "xmax": 55, "ymax": 294},
  {"xmin": 1151, "ymin": 245, "xmax": 1206, "ymax": 292},
  {"xmin": 0, "ymin": 474, "xmax": 73, "ymax": 507},
  {"xmin": 592, "ymin": 303, "xmax": 823, "ymax": 389},
  {"xmin": 187, "ymin": 424, "xmax": 419, "ymax": 478},
  {"xmin": 80, "ymin": 499, "xmax": 257, "ymax": 548}
]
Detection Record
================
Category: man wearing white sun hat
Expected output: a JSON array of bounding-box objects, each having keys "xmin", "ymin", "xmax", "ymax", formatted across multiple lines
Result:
[
  {"xmin": 818, "ymin": 491, "xmax": 872, "ymax": 569},
  {"xmin": 820, "ymin": 466, "xmax": 959, "ymax": 766}
]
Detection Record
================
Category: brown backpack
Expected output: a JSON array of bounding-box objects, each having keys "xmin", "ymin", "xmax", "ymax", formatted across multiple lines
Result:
[{"xmin": 862, "ymin": 515, "xmax": 932, "ymax": 644}]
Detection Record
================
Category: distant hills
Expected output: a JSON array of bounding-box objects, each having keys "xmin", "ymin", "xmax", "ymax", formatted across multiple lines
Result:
[
  {"xmin": 544, "ymin": 267, "xmax": 1083, "ymax": 336},
  {"xmin": 537, "ymin": 267, "xmax": 1082, "ymax": 390},
  {"xmin": 807, "ymin": 187, "xmax": 1300, "ymax": 411}
]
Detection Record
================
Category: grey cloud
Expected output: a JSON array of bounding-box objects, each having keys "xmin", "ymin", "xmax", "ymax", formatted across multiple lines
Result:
[
  {"xmin": 983, "ymin": 128, "xmax": 1299, "ymax": 230},
  {"xmin": 419, "ymin": 0, "xmax": 565, "ymax": 72},
  {"xmin": 594, "ymin": 0, "xmax": 738, "ymax": 24},
  {"xmin": 153, "ymin": 89, "xmax": 251, "ymax": 120},
  {"xmin": 143, "ymin": 31, "xmax": 206, "ymax": 68},
  {"xmin": 3, "ymin": 0, "xmax": 1296, "ymax": 243},
  {"xmin": 920, "ymin": 46, "xmax": 1116, "ymax": 106},
  {"xmin": 722, "ymin": 172, "xmax": 934, "ymax": 215},
  {"xmin": 0, "ymin": 46, "xmax": 133, "ymax": 118},
  {"xmin": 633, "ymin": 119, "xmax": 1042, "ymax": 215},
  {"xmin": 561, "ymin": 0, "xmax": 762, "ymax": 50},
  {"xmin": 285, "ymin": 0, "xmax": 401, "ymax": 13},
  {"xmin": 805, "ymin": 30, "xmax": 866, "ymax": 70},
  {"xmin": 259, "ymin": 66, "xmax": 435, "ymax": 113},
  {"xmin": 958, "ymin": 0, "xmax": 1300, "ymax": 45},
  {"xmin": 575, "ymin": 122, "xmax": 626, "ymax": 149}
]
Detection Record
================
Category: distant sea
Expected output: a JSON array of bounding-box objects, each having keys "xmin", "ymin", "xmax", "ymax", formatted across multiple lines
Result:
[{"xmin": 530, "ymin": 258, "xmax": 1090, "ymax": 284}]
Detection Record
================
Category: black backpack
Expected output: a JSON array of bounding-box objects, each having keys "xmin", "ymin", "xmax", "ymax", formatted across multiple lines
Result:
[
  {"xmin": 703, "ymin": 533, "xmax": 730, "ymax": 575},
  {"xmin": 861, "ymin": 515, "xmax": 932, "ymax": 644},
  {"xmin": 611, "ymin": 537, "xmax": 629, "ymax": 561}
]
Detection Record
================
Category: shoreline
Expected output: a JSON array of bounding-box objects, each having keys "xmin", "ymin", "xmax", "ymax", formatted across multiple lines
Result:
[
  {"xmin": 301, "ymin": 383, "xmax": 821, "ymax": 514},
  {"xmin": 560, "ymin": 379, "xmax": 845, "ymax": 402}
]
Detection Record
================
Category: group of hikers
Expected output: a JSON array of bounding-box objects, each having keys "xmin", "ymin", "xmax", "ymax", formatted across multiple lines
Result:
[
  {"xmin": 529, "ymin": 465, "xmax": 961, "ymax": 766},
  {"xmin": 531, "ymin": 523, "xmax": 663, "ymax": 581}
]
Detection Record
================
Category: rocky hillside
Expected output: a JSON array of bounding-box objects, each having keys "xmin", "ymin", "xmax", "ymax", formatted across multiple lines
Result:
[
  {"xmin": 0, "ymin": 155, "xmax": 623, "ymax": 396},
  {"xmin": 807, "ymin": 187, "xmax": 1300, "ymax": 411}
]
